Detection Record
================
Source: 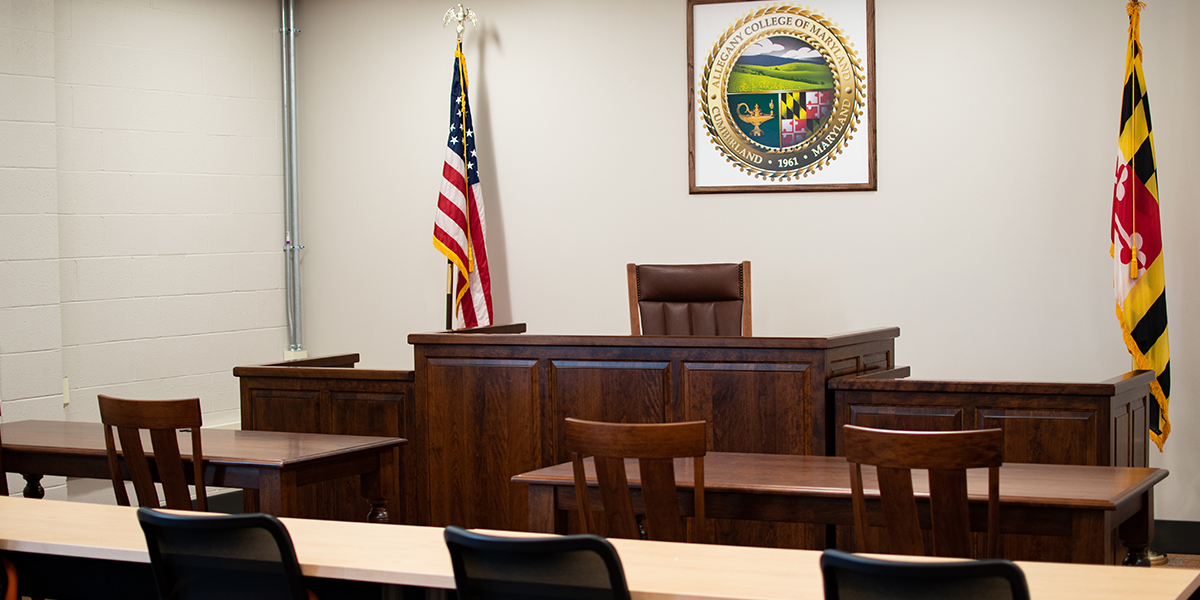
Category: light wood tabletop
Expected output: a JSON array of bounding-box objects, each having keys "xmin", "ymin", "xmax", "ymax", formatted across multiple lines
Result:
[
  {"xmin": 513, "ymin": 452, "xmax": 1167, "ymax": 565},
  {"xmin": 0, "ymin": 496, "xmax": 1195, "ymax": 600},
  {"xmin": 1, "ymin": 420, "xmax": 405, "ymax": 522}
]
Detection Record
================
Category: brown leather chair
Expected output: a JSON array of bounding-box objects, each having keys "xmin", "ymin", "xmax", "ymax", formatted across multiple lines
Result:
[
  {"xmin": 844, "ymin": 425, "xmax": 1003, "ymax": 559},
  {"xmin": 565, "ymin": 418, "xmax": 707, "ymax": 543},
  {"xmin": 626, "ymin": 262, "xmax": 751, "ymax": 336},
  {"xmin": 98, "ymin": 395, "xmax": 207, "ymax": 511}
]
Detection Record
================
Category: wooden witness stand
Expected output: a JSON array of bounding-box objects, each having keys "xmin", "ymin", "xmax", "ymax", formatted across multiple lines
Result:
[{"xmin": 235, "ymin": 323, "xmax": 1158, "ymax": 561}]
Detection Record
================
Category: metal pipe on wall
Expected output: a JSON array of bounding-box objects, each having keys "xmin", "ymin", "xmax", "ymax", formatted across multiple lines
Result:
[{"xmin": 280, "ymin": 0, "xmax": 304, "ymax": 355}]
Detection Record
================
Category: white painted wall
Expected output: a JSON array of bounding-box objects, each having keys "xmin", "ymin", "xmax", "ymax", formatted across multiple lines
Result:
[
  {"xmin": 1, "ymin": 0, "xmax": 285, "ymax": 500},
  {"xmin": 293, "ymin": 0, "xmax": 1200, "ymax": 521},
  {"xmin": 3, "ymin": 0, "xmax": 1197, "ymax": 524}
]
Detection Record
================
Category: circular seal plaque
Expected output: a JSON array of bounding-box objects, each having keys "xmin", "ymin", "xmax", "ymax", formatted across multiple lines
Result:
[{"xmin": 699, "ymin": 5, "xmax": 865, "ymax": 180}]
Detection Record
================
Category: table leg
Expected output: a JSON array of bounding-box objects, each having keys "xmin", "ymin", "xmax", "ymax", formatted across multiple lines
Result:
[
  {"xmin": 1070, "ymin": 510, "xmax": 1112, "ymax": 565},
  {"xmin": 21, "ymin": 474, "xmax": 44, "ymax": 499},
  {"xmin": 243, "ymin": 488, "xmax": 260, "ymax": 513},
  {"xmin": 1119, "ymin": 489, "xmax": 1153, "ymax": 567},
  {"xmin": 257, "ymin": 470, "xmax": 297, "ymax": 517},
  {"xmin": 359, "ymin": 448, "xmax": 397, "ymax": 524},
  {"xmin": 528, "ymin": 484, "xmax": 564, "ymax": 534}
]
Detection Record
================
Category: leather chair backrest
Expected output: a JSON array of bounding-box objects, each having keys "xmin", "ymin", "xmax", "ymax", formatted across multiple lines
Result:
[{"xmin": 631, "ymin": 263, "xmax": 748, "ymax": 336}]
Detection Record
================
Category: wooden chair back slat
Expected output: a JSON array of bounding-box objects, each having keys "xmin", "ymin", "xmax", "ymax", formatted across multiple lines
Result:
[
  {"xmin": 98, "ymin": 395, "xmax": 207, "ymax": 512},
  {"xmin": 876, "ymin": 465, "xmax": 925, "ymax": 556},
  {"xmin": 115, "ymin": 426, "xmax": 158, "ymax": 508},
  {"xmin": 928, "ymin": 468, "xmax": 971, "ymax": 558},
  {"xmin": 638, "ymin": 457, "xmax": 684, "ymax": 541},
  {"xmin": 592, "ymin": 456, "xmax": 640, "ymax": 539},
  {"xmin": 844, "ymin": 424, "xmax": 1003, "ymax": 559},
  {"xmin": 565, "ymin": 418, "xmax": 706, "ymax": 543}
]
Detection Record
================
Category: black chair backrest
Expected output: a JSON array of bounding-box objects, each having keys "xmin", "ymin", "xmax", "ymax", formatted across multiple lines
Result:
[
  {"xmin": 819, "ymin": 549, "xmax": 1030, "ymax": 600},
  {"xmin": 444, "ymin": 526, "xmax": 631, "ymax": 600},
  {"xmin": 137, "ymin": 508, "xmax": 310, "ymax": 600}
]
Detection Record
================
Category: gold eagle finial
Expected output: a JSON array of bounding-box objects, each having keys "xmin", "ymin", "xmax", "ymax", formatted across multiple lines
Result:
[{"xmin": 443, "ymin": 4, "xmax": 478, "ymax": 40}]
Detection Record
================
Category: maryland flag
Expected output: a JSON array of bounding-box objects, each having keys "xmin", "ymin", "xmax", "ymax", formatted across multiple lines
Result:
[{"xmin": 1111, "ymin": 1, "xmax": 1170, "ymax": 450}]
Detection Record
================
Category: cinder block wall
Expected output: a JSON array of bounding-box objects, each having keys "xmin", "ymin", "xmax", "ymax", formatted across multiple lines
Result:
[
  {"xmin": 1, "ymin": 0, "xmax": 286, "ymax": 501},
  {"xmin": 1, "ymin": 0, "xmax": 63, "ymax": 497}
]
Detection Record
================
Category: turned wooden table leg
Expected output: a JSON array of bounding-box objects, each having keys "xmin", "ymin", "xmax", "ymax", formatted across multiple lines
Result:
[
  {"xmin": 360, "ymin": 448, "xmax": 396, "ymax": 524},
  {"xmin": 1120, "ymin": 490, "xmax": 1153, "ymax": 567},
  {"xmin": 22, "ymin": 474, "xmax": 44, "ymax": 499}
]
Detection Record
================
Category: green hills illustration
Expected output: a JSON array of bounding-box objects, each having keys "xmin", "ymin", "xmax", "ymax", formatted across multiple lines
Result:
[{"xmin": 727, "ymin": 62, "xmax": 833, "ymax": 93}]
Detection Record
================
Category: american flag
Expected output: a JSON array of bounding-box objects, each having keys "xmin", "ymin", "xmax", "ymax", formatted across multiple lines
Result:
[{"xmin": 433, "ymin": 41, "xmax": 492, "ymax": 329}]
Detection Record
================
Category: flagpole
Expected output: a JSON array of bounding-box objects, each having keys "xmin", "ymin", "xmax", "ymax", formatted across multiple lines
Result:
[
  {"xmin": 445, "ymin": 260, "xmax": 453, "ymax": 330},
  {"xmin": 442, "ymin": 4, "xmax": 478, "ymax": 331},
  {"xmin": 1127, "ymin": 1, "xmax": 1141, "ymax": 280}
]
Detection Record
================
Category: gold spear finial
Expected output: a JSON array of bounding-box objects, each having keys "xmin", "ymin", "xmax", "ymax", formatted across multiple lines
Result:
[{"xmin": 443, "ymin": 4, "xmax": 478, "ymax": 40}]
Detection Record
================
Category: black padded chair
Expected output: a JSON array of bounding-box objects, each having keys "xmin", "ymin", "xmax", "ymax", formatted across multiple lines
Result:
[
  {"xmin": 137, "ymin": 508, "xmax": 313, "ymax": 600},
  {"xmin": 819, "ymin": 549, "xmax": 1030, "ymax": 600},
  {"xmin": 444, "ymin": 525, "xmax": 631, "ymax": 600}
]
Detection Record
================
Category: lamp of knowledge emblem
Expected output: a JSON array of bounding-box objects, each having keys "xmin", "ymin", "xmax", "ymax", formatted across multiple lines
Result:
[{"xmin": 699, "ymin": 5, "xmax": 865, "ymax": 180}]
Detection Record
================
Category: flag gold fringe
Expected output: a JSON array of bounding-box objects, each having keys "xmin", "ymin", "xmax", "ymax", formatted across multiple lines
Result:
[{"xmin": 1115, "ymin": 302, "xmax": 1170, "ymax": 451}]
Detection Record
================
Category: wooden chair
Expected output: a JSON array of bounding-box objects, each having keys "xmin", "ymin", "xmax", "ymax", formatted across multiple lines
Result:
[
  {"xmin": 564, "ymin": 418, "xmax": 706, "ymax": 543},
  {"xmin": 98, "ymin": 395, "xmax": 207, "ymax": 511},
  {"xmin": 843, "ymin": 424, "xmax": 1003, "ymax": 559},
  {"xmin": 626, "ymin": 262, "xmax": 751, "ymax": 336}
]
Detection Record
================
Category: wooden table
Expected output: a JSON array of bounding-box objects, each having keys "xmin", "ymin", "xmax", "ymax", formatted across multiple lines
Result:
[
  {"xmin": 0, "ymin": 420, "xmax": 405, "ymax": 523},
  {"xmin": 512, "ymin": 452, "xmax": 1167, "ymax": 565},
  {"xmin": 0, "ymin": 496, "xmax": 1196, "ymax": 600}
]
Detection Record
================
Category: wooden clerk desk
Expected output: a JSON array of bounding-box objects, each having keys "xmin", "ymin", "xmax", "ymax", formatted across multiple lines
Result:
[{"xmin": 1, "ymin": 496, "xmax": 1196, "ymax": 600}]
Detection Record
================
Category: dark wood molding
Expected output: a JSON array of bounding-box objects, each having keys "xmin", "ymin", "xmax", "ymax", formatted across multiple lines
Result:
[
  {"xmin": 444, "ymin": 322, "xmax": 528, "ymax": 334},
  {"xmin": 407, "ymin": 326, "xmax": 900, "ymax": 350}
]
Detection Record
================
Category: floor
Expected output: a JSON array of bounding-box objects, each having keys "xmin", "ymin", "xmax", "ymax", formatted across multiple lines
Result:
[{"xmin": 1159, "ymin": 553, "xmax": 1200, "ymax": 569}]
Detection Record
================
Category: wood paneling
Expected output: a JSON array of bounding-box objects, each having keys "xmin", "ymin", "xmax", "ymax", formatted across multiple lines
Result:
[
  {"xmin": 235, "ymin": 355, "xmax": 412, "ymax": 523},
  {"xmin": 409, "ymin": 327, "xmax": 899, "ymax": 544},
  {"xmin": 682, "ymin": 361, "xmax": 817, "ymax": 548},
  {"xmin": 847, "ymin": 405, "xmax": 963, "ymax": 433},
  {"xmin": 550, "ymin": 360, "xmax": 671, "ymax": 462},
  {"xmin": 236, "ymin": 328, "xmax": 902, "ymax": 545},
  {"xmin": 978, "ymin": 408, "xmax": 1095, "ymax": 466},
  {"xmin": 249, "ymin": 390, "xmax": 322, "ymax": 433},
  {"xmin": 425, "ymin": 357, "xmax": 540, "ymax": 530},
  {"xmin": 830, "ymin": 372, "xmax": 1154, "ymax": 467},
  {"xmin": 829, "ymin": 371, "xmax": 1155, "ymax": 557}
]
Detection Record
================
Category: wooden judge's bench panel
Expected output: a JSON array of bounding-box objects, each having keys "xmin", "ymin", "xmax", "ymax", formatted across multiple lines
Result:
[
  {"xmin": 409, "ymin": 327, "xmax": 901, "ymax": 547},
  {"xmin": 828, "ymin": 370, "xmax": 1154, "ymax": 561}
]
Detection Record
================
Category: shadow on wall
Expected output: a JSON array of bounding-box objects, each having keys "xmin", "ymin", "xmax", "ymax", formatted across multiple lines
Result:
[{"xmin": 466, "ymin": 22, "xmax": 512, "ymax": 326}]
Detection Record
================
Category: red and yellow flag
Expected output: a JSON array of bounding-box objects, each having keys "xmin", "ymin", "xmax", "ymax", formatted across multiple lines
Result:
[{"xmin": 1110, "ymin": 1, "xmax": 1170, "ymax": 450}]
